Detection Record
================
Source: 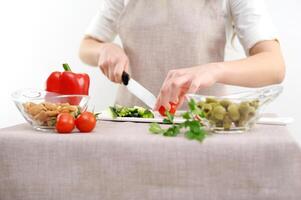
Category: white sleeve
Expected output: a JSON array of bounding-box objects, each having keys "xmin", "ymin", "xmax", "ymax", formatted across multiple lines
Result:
[
  {"xmin": 85, "ymin": 0, "xmax": 124, "ymax": 42},
  {"xmin": 229, "ymin": 0, "xmax": 278, "ymax": 54}
]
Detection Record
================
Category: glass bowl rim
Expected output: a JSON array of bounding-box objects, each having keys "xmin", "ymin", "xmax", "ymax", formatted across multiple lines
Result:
[
  {"xmin": 11, "ymin": 88, "xmax": 90, "ymax": 102},
  {"xmin": 186, "ymin": 85, "xmax": 283, "ymax": 101}
]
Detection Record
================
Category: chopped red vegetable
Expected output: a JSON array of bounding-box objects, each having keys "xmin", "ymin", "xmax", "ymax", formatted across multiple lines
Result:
[{"xmin": 159, "ymin": 102, "xmax": 178, "ymax": 117}]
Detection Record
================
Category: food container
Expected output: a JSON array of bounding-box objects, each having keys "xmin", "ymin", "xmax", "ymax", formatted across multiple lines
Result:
[
  {"xmin": 12, "ymin": 89, "xmax": 90, "ymax": 131},
  {"xmin": 186, "ymin": 85, "xmax": 283, "ymax": 133}
]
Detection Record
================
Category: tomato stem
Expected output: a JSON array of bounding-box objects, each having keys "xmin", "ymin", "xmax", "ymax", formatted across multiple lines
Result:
[{"xmin": 63, "ymin": 63, "xmax": 72, "ymax": 72}]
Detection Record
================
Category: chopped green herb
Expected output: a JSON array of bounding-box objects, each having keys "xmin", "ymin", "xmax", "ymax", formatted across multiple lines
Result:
[
  {"xmin": 149, "ymin": 123, "xmax": 165, "ymax": 134},
  {"xmin": 149, "ymin": 99, "xmax": 207, "ymax": 142}
]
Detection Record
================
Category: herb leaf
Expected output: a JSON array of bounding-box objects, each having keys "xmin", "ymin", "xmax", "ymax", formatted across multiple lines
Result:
[
  {"xmin": 149, "ymin": 99, "xmax": 207, "ymax": 142},
  {"xmin": 149, "ymin": 123, "xmax": 165, "ymax": 134},
  {"xmin": 166, "ymin": 111, "xmax": 174, "ymax": 122},
  {"xmin": 163, "ymin": 118, "xmax": 172, "ymax": 124},
  {"xmin": 163, "ymin": 125, "xmax": 181, "ymax": 137},
  {"xmin": 182, "ymin": 112, "xmax": 191, "ymax": 120}
]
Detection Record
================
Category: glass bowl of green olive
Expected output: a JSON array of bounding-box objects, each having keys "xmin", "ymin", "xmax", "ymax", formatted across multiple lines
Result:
[{"xmin": 187, "ymin": 85, "xmax": 283, "ymax": 133}]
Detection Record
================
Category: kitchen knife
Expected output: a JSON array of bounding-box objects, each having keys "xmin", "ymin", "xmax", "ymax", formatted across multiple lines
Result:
[{"xmin": 121, "ymin": 71, "xmax": 157, "ymax": 109}]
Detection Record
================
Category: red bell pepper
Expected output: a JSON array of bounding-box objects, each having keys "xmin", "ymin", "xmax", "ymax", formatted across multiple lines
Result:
[{"xmin": 46, "ymin": 64, "xmax": 90, "ymax": 105}]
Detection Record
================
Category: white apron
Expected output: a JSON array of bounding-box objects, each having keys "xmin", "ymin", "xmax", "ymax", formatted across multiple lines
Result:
[{"xmin": 115, "ymin": 0, "xmax": 227, "ymax": 107}]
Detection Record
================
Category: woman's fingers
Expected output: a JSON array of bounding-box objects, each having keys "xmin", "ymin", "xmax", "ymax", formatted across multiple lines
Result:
[
  {"xmin": 188, "ymin": 80, "xmax": 200, "ymax": 93},
  {"xmin": 100, "ymin": 62, "xmax": 109, "ymax": 78},
  {"xmin": 176, "ymin": 92, "xmax": 186, "ymax": 108},
  {"xmin": 114, "ymin": 57, "xmax": 129, "ymax": 83},
  {"xmin": 154, "ymin": 96, "xmax": 161, "ymax": 111},
  {"xmin": 156, "ymin": 88, "xmax": 171, "ymax": 111},
  {"xmin": 98, "ymin": 56, "xmax": 109, "ymax": 78},
  {"xmin": 155, "ymin": 73, "xmax": 190, "ymax": 110},
  {"xmin": 155, "ymin": 76, "xmax": 172, "ymax": 109},
  {"xmin": 107, "ymin": 59, "xmax": 117, "ymax": 82},
  {"xmin": 170, "ymin": 76, "xmax": 193, "ymax": 102},
  {"xmin": 97, "ymin": 43, "xmax": 129, "ymax": 83},
  {"xmin": 155, "ymin": 68, "xmax": 207, "ymax": 110},
  {"xmin": 100, "ymin": 57, "xmax": 128, "ymax": 83},
  {"xmin": 113, "ymin": 64, "xmax": 123, "ymax": 83},
  {"xmin": 155, "ymin": 65, "xmax": 220, "ymax": 111}
]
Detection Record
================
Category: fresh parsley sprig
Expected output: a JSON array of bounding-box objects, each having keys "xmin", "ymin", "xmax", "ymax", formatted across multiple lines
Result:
[{"xmin": 149, "ymin": 99, "xmax": 207, "ymax": 142}]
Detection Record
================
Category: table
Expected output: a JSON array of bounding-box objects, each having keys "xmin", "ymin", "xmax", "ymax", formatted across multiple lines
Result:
[{"xmin": 0, "ymin": 122, "xmax": 301, "ymax": 200}]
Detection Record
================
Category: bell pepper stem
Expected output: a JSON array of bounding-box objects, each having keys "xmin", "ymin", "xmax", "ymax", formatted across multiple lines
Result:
[{"xmin": 63, "ymin": 63, "xmax": 72, "ymax": 71}]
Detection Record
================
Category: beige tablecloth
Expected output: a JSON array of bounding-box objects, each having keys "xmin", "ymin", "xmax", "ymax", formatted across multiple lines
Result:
[{"xmin": 0, "ymin": 122, "xmax": 300, "ymax": 200}]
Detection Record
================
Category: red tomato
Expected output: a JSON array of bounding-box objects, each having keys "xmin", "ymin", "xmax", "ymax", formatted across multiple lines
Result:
[
  {"xmin": 55, "ymin": 113, "xmax": 75, "ymax": 134},
  {"xmin": 75, "ymin": 112, "xmax": 97, "ymax": 133},
  {"xmin": 159, "ymin": 102, "xmax": 178, "ymax": 117}
]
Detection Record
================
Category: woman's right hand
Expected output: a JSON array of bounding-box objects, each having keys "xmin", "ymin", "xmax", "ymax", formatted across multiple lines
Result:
[{"xmin": 98, "ymin": 43, "xmax": 129, "ymax": 83}]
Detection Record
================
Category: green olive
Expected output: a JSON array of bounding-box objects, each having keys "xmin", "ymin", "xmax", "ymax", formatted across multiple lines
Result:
[
  {"xmin": 220, "ymin": 99, "xmax": 231, "ymax": 109},
  {"xmin": 209, "ymin": 119, "xmax": 215, "ymax": 125},
  {"xmin": 205, "ymin": 111, "xmax": 212, "ymax": 120},
  {"xmin": 228, "ymin": 103, "xmax": 240, "ymax": 121},
  {"xmin": 200, "ymin": 98, "xmax": 259, "ymax": 129},
  {"xmin": 247, "ymin": 106, "xmax": 256, "ymax": 119},
  {"xmin": 239, "ymin": 102, "xmax": 251, "ymax": 116},
  {"xmin": 236, "ymin": 114, "xmax": 248, "ymax": 127},
  {"xmin": 223, "ymin": 114, "xmax": 232, "ymax": 130},
  {"xmin": 212, "ymin": 105, "xmax": 226, "ymax": 121},
  {"xmin": 250, "ymin": 99, "xmax": 260, "ymax": 109},
  {"xmin": 238, "ymin": 119, "xmax": 247, "ymax": 127},
  {"xmin": 203, "ymin": 103, "xmax": 212, "ymax": 114},
  {"xmin": 215, "ymin": 120, "xmax": 224, "ymax": 128},
  {"xmin": 209, "ymin": 102, "xmax": 219, "ymax": 109},
  {"xmin": 197, "ymin": 101, "xmax": 205, "ymax": 109},
  {"xmin": 206, "ymin": 97, "xmax": 218, "ymax": 104}
]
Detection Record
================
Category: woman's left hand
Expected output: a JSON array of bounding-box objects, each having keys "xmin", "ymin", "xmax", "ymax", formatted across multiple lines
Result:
[{"xmin": 154, "ymin": 63, "xmax": 222, "ymax": 110}]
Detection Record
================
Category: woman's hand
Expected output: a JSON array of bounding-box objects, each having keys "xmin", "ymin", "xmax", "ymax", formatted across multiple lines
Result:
[
  {"xmin": 154, "ymin": 63, "xmax": 222, "ymax": 110},
  {"xmin": 98, "ymin": 43, "xmax": 129, "ymax": 83}
]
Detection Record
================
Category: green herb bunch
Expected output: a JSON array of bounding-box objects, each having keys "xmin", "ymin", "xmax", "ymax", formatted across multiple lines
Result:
[{"xmin": 149, "ymin": 99, "xmax": 207, "ymax": 142}]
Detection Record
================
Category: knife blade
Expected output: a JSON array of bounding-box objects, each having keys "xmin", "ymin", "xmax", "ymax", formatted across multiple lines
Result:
[{"xmin": 122, "ymin": 72, "xmax": 157, "ymax": 109}]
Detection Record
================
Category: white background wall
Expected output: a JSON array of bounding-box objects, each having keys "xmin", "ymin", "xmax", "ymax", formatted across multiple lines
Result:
[{"xmin": 0, "ymin": 0, "xmax": 300, "ymax": 137}]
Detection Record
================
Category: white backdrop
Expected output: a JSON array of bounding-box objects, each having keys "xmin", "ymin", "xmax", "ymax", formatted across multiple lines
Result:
[{"xmin": 0, "ymin": 0, "xmax": 300, "ymax": 135}]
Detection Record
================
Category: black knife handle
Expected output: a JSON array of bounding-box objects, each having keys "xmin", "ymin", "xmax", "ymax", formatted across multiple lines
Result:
[
  {"xmin": 122, "ymin": 71, "xmax": 130, "ymax": 86},
  {"xmin": 121, "ymin": 71, "xmax": 130, "ymax": 85}
]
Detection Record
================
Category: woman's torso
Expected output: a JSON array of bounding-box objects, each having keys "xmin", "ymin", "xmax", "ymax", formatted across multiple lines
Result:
[{"xmin": 115, "ymin": 0, "xmax": 227, "ymax": 107}]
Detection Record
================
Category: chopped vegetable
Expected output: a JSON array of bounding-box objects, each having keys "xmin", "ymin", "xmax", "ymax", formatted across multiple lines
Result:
[
  {"xmin": 109, "ymin": 105, "xmax": 154, "ymax": 118},
  {"xmin": 149, "ymin": 99, "xmax": 207, "ymax": 142},
  {"xmin": 158, "ymin": 102, "xmax": 178, "ymax": 117}
]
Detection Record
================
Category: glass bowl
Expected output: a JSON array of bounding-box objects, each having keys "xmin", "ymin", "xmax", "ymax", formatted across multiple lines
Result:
[
  {"xmin": 12, "ymin": 89, "xmax": 90, "ymax": 131},
  {"xmin": 186, "ymin": 85, "xmax": 283, "ymax": 133}
]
